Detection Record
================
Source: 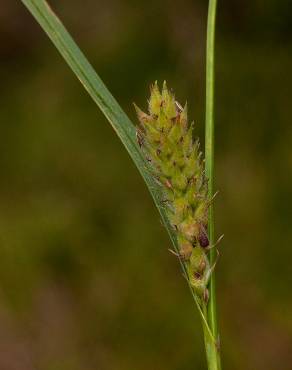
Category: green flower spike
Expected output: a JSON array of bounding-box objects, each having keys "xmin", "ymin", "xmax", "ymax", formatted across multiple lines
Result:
[{"xmin": 135, "ymin": 82, "xmax": 217, "ymax": 302}]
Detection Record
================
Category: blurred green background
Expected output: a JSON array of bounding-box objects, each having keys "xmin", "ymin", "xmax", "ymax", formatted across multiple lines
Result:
[{"xmin": 1, "ymin": 1, "xmax": 292, "ymax": 369}]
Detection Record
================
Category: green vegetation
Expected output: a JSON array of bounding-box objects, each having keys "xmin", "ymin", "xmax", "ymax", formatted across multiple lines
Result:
[
  {"xmin": 20, "ymin": 1, "xmax": 222, "ymax": 368},
  {"xmin": 0, "ymin": 1, "xmax": 291, "ymax": 369}
]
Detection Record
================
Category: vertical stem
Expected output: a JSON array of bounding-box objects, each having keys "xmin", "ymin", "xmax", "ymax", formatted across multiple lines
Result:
[
  {"xmin": 202, "ymin": 305, "xmax": 221, "ymax": 370},
  {"xmin": 204, "ymin": 0, "xmax": 221, "ymax": 369}
]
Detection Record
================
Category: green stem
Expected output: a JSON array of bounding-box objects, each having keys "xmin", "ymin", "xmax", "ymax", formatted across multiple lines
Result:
[
  {"xmin": 202, "ymin": 305, "xmax": 220, "ymax": 370},
  {"xmin": 204, "ymin": 0, "xmax": 221, "ymax": 369}
]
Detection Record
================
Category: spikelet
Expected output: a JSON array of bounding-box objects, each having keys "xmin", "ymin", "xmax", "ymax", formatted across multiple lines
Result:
[{"xmin": 135, "ymin": 82, "xmax": 212, "ymax": 301}]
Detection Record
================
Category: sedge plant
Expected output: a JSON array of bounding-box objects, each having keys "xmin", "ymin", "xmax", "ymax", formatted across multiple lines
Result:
[{"xmin": 19, "ymin": 0, "xmax": 221, "ymax": 369}]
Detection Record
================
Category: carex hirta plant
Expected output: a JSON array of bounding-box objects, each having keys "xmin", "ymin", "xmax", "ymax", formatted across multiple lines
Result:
[{"xmin": 20, "ymin": 0, "xmax": 221, "ymax": 369}]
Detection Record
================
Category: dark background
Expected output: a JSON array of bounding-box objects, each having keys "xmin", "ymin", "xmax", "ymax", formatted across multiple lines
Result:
[{"xmin": 0, "ymin": 1, "xmax": 292, "ymax": 369}]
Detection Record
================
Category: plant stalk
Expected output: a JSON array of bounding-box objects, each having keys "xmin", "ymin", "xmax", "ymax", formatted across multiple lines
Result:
[
  {"xmin": 202, "ymin": 305, "xmax": 220, "ymax": 370},
  {"xmin": 204, "ymin": 0, "xmax": 221, "ymax": 369}
]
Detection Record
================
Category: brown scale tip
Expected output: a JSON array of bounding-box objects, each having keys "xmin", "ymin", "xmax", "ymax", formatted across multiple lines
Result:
[{"xmin": 198, "ymin": 226, "xmax": 209, "ymax": 248}]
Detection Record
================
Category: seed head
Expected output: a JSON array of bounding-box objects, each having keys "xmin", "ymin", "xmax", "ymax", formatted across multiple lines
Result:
[
  {"xmin": 135, "ymin": 82, "xmax": 217, "ymax": 302},
  {"xmin": 135, "ymin": 82, "xmax": 209, "ymax": 254}
]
